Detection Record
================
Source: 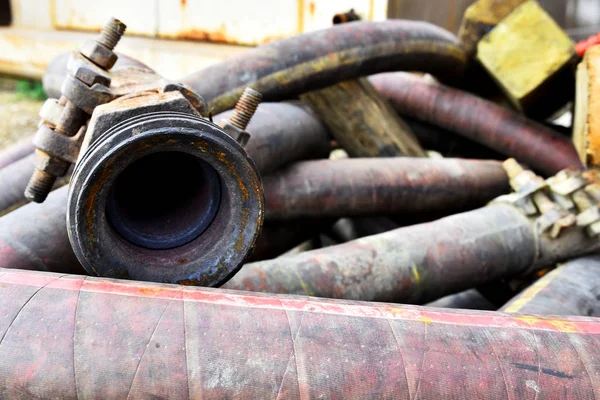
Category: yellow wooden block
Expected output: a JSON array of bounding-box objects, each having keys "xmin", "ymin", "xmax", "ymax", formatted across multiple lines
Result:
[
  {"xmin": 476, "ymin": 0, "xmax": 576, "ymax": 114},
  {"xmin": 573, "ymin": 46, "xmax": 600, "ymax": 167},
  {"xmin": 458, "ymin": 0, "xmax": 528, "ymax": 58}
]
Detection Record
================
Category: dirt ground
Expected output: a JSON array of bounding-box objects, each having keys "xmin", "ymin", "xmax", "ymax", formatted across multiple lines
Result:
[{"xmin": 0, "ymin": 79, "xmax": 44, "ymax": 151}]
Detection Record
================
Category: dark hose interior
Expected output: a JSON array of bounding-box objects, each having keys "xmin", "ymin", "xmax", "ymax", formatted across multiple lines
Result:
[{"xmin": 106, "ymin": 151, "xmax": 221, "ymax": 250}]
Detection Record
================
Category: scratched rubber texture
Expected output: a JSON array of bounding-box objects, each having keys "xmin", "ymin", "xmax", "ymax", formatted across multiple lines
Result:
[
  {"xmin": 502, "ymin": 255, "xmax": 600, "ymax": 316},
  {"xmin": 370, "ymin": 72, "xmax": 582, "ymax": 176},
  {"xmin": 0, "ymin": 268, "xmax": 598, "ymax": 399},
  {"xmin": 226, "ymin": 203, "xmax": 537, "ymax": 304},
  {"xmin": 263, "ymin": 158, "xmax": 509, "ymax": 220}
]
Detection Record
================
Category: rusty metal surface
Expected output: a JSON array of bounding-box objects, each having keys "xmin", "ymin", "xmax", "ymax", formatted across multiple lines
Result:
[
  {"xmin": 225, "ymin": 203, "xmax": 600, "ymax": 303},
  {"xmin": 68, "ymin": 104, "xmax": 264, "ymax": 286},
  {"xmin": 370, "ymin": 72, "xmax": 583, "ymax": 176},
  {"xmin": 0, "ymin": 268, "xmax": 598, "ymax": 399},
  {"xmin": 43, "ymin": 51, "xmax": 156, "ymax": 99},
  {"xmin": 502, "ymin": 255, "xmax": 600, "ymax": 316},
  {"xmin": 0, "ymin": 134, "xmax": 35, "ymax": 169},
  {"xmin": 182, "ymin": 20, "xmax": 466, "ymax": 114},
  {"xmin": 262, "ymin": 158, "xmax": 509, "ymax": 220}
]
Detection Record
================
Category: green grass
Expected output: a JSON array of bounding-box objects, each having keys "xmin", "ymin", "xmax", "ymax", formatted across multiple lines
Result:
[{"xmin": 15, "ymin": 80, "xmax": 46, "ymax": 101}]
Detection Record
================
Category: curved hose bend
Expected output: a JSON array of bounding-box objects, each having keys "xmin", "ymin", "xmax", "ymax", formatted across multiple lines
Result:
[{"xmin": 182, "ymin": 20, "xmax": 467, "ymax": 114}]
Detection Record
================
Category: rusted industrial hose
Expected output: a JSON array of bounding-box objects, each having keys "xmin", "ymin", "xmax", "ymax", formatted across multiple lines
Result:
[
  {"xmin": 370, "ymin": 72, "xmax": 582, "ymax": 176},
  {"xmin": 263, "ymin": 158, "xmax": 509, "ymax": 220},
  {"xmin": 182, "ymin": 20, "xmax": 466, "ymax": 114},
  {"xmin": 0, "ymin": 268, "xmax": 597, "ymax": 399},
  {"xmin": 225, "ymin": 204, "xmax": 600, "ymax": 304},
  {"xmin": 501, "ymin": 256, "xmax": 600, "ymax": 316}
]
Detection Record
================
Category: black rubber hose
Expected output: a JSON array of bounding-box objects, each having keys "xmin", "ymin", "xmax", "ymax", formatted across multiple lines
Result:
[{"xmin": 181, "ymin": 20, "xmax": 466, "ymax": 114}]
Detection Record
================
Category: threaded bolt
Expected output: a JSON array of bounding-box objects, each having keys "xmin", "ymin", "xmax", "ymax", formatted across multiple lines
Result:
[
  {"xmin": 24, "ymin": 168, "xmax": 57, "ymax": 203},
  {"xmin": 97, "ymin": 17, "xmax": 127, "ymax": 50},
  {"xmin": 230, "ymin": 88, "xmax": 262, "ymax": 131},
  {"xmin": 502, "ymin": 158, "xmax": 524, "ymax": 179}
]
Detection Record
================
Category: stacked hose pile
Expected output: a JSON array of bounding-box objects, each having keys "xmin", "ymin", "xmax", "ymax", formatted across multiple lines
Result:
[{"xmin": 0, "ymin": 13, "xmax": 598, "ymax": 398}]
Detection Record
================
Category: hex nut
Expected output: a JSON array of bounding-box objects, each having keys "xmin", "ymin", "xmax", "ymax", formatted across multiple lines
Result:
[
  {"xmin": 80, "ymin": 40, "xmax": 118, "ymax": 70},
  {"xmin": 33, "ymin": 150, "xmax": 70, "ymax": 176},
  {"xmin": 69, "ymin": 54, "xmax": 111, "ymax": 87},
  {"xmin": 39, "ymin": 99, "xmax": 65, "ymax": 127}
]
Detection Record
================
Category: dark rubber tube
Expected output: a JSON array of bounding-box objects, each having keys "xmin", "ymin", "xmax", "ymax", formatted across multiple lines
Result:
[
  {"xmin": 501, "ymin": 255, "xmax": 600, "ymax": 316},
  {"xmin": 225, "ymin": 204, "xmax": 600, "ymax": 304},
  {"xmin": 182, "ymin": 20, "xmax": 466, "ymax": 114},
  {"xmin": 370, "ymin": 72, "xmax": 582, "ymax": 176},
  {"xmin": 263, "ymin": 158, "xmax": 509, "ymax": 220},
  {"xmin": 0, "ymin": 135, "xmax": 35, "ymax": 169},
  {"xmin": 0, "ymin": 268, "xmax": 598, "ymax": 399}
]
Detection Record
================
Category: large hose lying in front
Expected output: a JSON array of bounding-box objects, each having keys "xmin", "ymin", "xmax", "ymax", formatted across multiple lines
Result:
[
  {"xmin": 225, "ymin": 204, "xmax": 600, "ymax": 304},
  {"xmin": 501, "ymin": 255, "xmax": 600, "ymax": 316},
  {"xmin": 181, "ymin": 20, "xmax": 466, "ymax": 114},
  {"xmin": 369, "ymin": 72, "xmax": 582, "ymax": 176},
  {"xmin": 0, "ymin": 268, "xmax": 597, "ymax": 399}
]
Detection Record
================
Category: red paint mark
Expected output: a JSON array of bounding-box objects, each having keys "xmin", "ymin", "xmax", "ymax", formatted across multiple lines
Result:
[{"xmin": 1, "ymin": 268, "xmax": 599, "ymax": 334}]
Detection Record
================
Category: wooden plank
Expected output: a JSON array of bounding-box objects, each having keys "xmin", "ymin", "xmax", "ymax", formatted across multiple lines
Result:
[
  {"xmin": 573, "ymin": 45, "xmax": 600, "ymax": 166},
  {"xmin": 301, "ymin": 77, "xmax": 425, "ymax": 158}
]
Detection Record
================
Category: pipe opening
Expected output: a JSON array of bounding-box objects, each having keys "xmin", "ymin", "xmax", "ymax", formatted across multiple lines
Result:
[{"xmin": 106, "ymin": 151, "xmax": 221, "ymax": 250}]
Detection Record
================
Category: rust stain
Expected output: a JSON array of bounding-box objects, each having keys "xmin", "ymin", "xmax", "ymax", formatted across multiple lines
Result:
[
  {"xmin": 175, "ymin": 26, "xmax": 230, "ymax": 44},
  {"xmin": 180, "ymin": 0, "xmax": 187, "ymax": 6},
  {"xmin": 178, "ymin": 279, "xmax": 204, "ymax": 286},
  {"xmin": 84, "ymin": 164, "xmax": 113, "ymax": 246},
  {"xmin": 178, "ymin": 258, "xmax": 189, "ymax": 265},
  {"xmin": 308, "ymin": 1, "xmax": 315, "ymax": 17},
  {"xmin": 139, "ymin": 287, "xmax": 164, "ymax": 294}
]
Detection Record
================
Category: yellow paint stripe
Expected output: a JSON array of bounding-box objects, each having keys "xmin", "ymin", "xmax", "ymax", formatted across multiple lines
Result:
[{"xmin": 503, "ymin": 268, "xmax": 558, "ymax": 313}]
